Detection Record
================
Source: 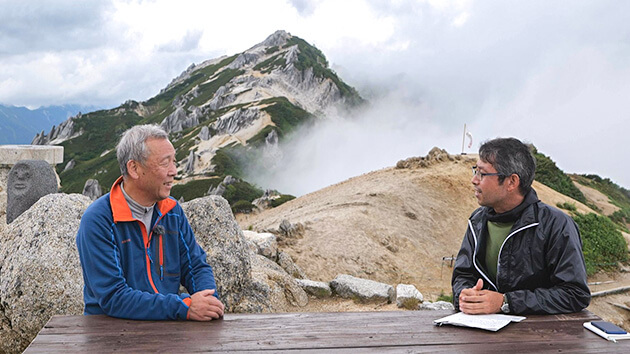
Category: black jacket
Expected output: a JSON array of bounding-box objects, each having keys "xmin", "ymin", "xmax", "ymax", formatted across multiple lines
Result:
[{"xmin": 451, "ymin": 192, "xmax": 591, "ymax": 314}]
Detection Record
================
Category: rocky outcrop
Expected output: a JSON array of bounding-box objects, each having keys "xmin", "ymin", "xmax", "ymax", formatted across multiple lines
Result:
[
  {"xmin": 184, "ymin": 150, "xmax": 196, "ymax": 174},
  {"xmin": 63, "ymin": 159, "xmax": 76, "ymax": 172},
  {"xmin": 212, "ymin": 108, "xmax": 260, "ymax": 135},
  {"xmin": 207, "ymin": 175, "xmax": 237, "ymax": 196},
  {"xmin": 198, "ymin": 126, "xmax": 211, "ymax": 140},
  {"xmin": 160, "ymin": 106, "xmax": 200, "ymax": 133},
  {"xmin": 228, "ymin": 52, "xmax": 261, "ymax": 70},
  {"xmin": 395, "ymin": 284, "xmax": 423, "ymax": 309},
  {"xmin": 396, "ymin": 147, "xmax": 473, "ymax": 169},
  {"xmin": 330, "ymin": 274, "xmax": 395, "ymax": 304},
  {"xmin": 259, "ymin": 30, "xmax": 291, "ymax": 48},
  {"xmin": 207, "ymin": 85, "xmax": 237, "ymax": 111},
  {"xmin": 31, "ymin": 114, "xmax": 79, "ymax": 145},
  {"xmin": 0, "ymin": 193, "xmax": 91, "ymax": 354},
  {"xmin": 82, "ymin": 179, "xmax": 102, "ymax": 201}
]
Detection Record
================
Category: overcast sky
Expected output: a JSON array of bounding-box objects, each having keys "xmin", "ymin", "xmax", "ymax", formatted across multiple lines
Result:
[{"xmin": 1, "ymin": 0, "xmax": 629, "ymax": 192}]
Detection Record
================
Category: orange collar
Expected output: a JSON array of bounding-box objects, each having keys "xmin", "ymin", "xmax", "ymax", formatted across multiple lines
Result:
[{"xmin": 109, "ymin": 176, "xmax": 177, "ymax": 223}]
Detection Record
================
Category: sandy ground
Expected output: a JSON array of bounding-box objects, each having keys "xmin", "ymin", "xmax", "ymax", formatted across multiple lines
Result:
[{"xmin": 237, "ymin": 152, "xmax": 630, "ymax": 329}]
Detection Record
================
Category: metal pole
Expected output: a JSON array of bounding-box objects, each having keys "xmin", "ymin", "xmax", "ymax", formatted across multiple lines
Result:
[{"xmin": 461, "ymin": 123, "xmax": 466, "ymax": 154}]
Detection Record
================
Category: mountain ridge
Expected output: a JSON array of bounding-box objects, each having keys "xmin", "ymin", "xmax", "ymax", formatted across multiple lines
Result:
[{"xmin": 31, "ymin": 30, "xmax": 364, "ymax": 208}]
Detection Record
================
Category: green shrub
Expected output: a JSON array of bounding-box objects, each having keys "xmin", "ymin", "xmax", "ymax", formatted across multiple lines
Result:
[
  {"xmin": 556, "ymin": 201, "xmax": 577, "ymax": 212},
  {"xmin": 232, "ymin": 200, "xmax": 255, "ymax": 214},
  {"xmin": 436, "ymin": 290, "xmax": 453, "ymax": 303},
  {"xmin": 532, "ymin": 147, "xmax": 587, "ymax": 204},
  {"xmin": 170, "ymin": 178, "xmax": 221, "ymax": 202},
  {"xmin": 223, "ymin": 181, "xmax": 263, "ymax": 205},
  {"xmin": 271, "ymin": 194, "xmax": 296, "ymax": 208},
  {"xmin": 573, "ymin": 212, "xmax": 628, "ymax": 275}
]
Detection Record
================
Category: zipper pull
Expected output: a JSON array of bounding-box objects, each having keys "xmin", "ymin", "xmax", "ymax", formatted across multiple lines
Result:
[
  {"xmin": 160, "ymin": 265, "xmax": 164, "ymax": 281},
  {"xmin": 147, "ymin": 249, "xmax": 153, "ymax": 263}
]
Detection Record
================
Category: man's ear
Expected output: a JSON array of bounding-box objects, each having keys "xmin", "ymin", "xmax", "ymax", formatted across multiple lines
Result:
[
  {"xmin": 506, "ymin": 174, "xmax": 521, "ymax": 192},
  {"xmin": 126, "ymin": 160, "xmax": 140, "ymax": 180}
]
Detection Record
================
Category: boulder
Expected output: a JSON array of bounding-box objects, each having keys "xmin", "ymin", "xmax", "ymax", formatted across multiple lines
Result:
[
  {"xmin": 395, "ymin": 284, "xmax": 424, "ymax": 309},
  {"xmin": 0, "ymin": 193, "xmax": 91, "ymax": 354},
  {"xmin": 242, "ymin": 230, "xmax": 278, "ymax": 260},
  {"xmin": 330, "ymin": 274, "xmax": 395, "ymax": 304},
  {"xmin": 82, "ymin": 179, "xmax": 102, "ymax": 201},
  {"xmin": 249, "ymin": 254, "xmax": 308, "ymax": 310},
  {"xmin": 420, "ymin": 301, "xmax": 455, "ymax": 311},
  {"xmin": 277, "ymin": 251, "xmax": 306, "ymax": 279},
  {"xmin": 181, "ymin": 196, "xmax": 258, "ymax": 312},
  {"xmin": 296, "ymin": 279, "xmax": 332, "ymax": 298}
]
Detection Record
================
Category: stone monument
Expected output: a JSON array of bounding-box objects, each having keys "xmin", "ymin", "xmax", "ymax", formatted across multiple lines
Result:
[
  {"xmin": 6, "ymin": 160, "xmax": 58, "ymax": 223},
  {"xmin": 0, "ymin": 145, "xmax": 63, "ymax": 223}
]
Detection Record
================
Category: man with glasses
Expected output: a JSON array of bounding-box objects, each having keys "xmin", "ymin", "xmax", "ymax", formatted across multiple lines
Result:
[{"xmin": 451, "ymin": 137, "xmax": 590, "ymax": 315}]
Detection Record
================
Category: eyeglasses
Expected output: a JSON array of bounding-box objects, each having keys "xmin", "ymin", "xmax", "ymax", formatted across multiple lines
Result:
[{"xmin": 472, "ymin": 165, "xmax": 504, "ymax": 180}]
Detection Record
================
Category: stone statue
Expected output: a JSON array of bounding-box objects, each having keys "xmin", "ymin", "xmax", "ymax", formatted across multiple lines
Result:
[{"xmin": 6, "ymin": 160, "xmax": 58, "ymax": 224}]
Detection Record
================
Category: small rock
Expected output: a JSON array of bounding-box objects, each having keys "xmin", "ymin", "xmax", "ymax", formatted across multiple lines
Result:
[
  {"xmin": 277, "ymin": 251, "xmax": 306, "ymax": 279},
  {"xmin": 330, "ymin": 274, "xmax": 395, "ymax": 304},
  {"xmin": 396, "ymin": 284, "xmax": 423, "ymax": 309},
  {"xmin": 296, "ymin": 279, "xmax": 332, "ymax": 298},
  {"xmin": 419, "ymin": 301, "xmax": 455, "ymax": 311},
  {"xmin": 242, "ymin": 230, "xmax": 278, "ymax": 260}
]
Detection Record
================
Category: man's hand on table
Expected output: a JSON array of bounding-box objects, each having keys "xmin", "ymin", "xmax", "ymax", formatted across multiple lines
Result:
[
  {"xmin": 188, "ymin": 289, "xmax": 225, "ymax": 321},
  {"xmin": 459, "ymin": 279, "xmax": 504, "ymax": 314}
]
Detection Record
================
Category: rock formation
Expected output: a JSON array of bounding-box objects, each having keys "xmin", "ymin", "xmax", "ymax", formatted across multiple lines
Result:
[
  {"xmin": 31, "ymin": 114, "xmax": 80, "ymax": 145},
  {"xmin": 82, "ymin": 179, "xmax": 102, "ymax": 201},
  {"xmin": 212, "ymin": 108, "xmax": 260, "ymax": 135},
  {"xmin": 0, "ymin": 193, "xmax": 91, "ymax": 353}
]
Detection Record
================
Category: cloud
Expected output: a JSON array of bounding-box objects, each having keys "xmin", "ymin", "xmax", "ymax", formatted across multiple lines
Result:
[
  {"xmin": 0, "ymin": 0, "xmax": 111, "ymax": 56},
  {"xmin": 1, "ymin": 0, "xmax": 629, "ymax": 188}
]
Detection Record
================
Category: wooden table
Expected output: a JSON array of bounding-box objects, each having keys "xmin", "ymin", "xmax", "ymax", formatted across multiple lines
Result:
[{"xmin": 26, "ymin": 310, "xmax": 630, "ymax": 353}]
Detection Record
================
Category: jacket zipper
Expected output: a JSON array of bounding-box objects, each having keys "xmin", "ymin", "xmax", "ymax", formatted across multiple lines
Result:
[{"xmin": 468, "ymin": 219, "xmax": 539, "ymax": 291}]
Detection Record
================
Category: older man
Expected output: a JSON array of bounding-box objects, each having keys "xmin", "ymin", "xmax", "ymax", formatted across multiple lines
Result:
[
  {"xmin": 77, "ymin": 124, "xmax": 224, "ymax": 321},
  {"xmin": 452, "ymin": 137, "xmax": 590, "ymax": 315}
]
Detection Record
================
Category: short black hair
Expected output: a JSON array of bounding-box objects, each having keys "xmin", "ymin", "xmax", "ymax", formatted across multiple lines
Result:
[{"xmin": 479, "ymin": 137, "xmax": 536, "ymax": 195}]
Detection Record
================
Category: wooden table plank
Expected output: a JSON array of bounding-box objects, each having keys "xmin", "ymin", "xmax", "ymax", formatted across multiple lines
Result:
[{"xmin": 25, "ymin": 310, "xmax": 629, "ymax": 353}]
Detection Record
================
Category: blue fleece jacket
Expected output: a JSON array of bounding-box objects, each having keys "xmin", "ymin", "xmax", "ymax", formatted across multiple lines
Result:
[{"xmin": 76, "ymin": 177, "xmax": 218, "ymax": 320}]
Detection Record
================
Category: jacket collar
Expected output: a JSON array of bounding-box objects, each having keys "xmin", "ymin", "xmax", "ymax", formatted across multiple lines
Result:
[
  {"xmin": 109, "ymin": 176, "xmax": 177, "ymax": 223},
  {"xmin": 470, "ymin": 188, "xmax": 540, "ymax": 232}
]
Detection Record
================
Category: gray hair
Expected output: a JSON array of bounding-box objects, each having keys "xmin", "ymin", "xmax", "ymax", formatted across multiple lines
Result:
[
  {"xmin": 479, "ymin": 137, "xmax": 536, "ymax": 196},
  {"xmin": 116, "ymin": 124, "xmax": 169, "ymax": 176}
]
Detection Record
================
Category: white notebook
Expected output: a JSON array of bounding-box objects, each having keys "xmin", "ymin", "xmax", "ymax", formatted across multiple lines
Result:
[{"xmin": 434, "ymin": 312, "xmax": 526, "ymax": 332}]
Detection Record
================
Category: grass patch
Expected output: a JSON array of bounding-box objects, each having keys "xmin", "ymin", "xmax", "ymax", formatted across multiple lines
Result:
[{"xmin": 573, "ymin": 212, "xmax": 629, "ymax": 275}]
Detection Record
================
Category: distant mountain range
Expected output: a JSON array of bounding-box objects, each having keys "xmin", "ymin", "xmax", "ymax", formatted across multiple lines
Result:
[
  {"xmin": 0, "ymin": 104, "xmax": 99, "ymax": 145},
  {"xmin": 32, "ymin": 30, "xmax": 364, "ymax": 208}
]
